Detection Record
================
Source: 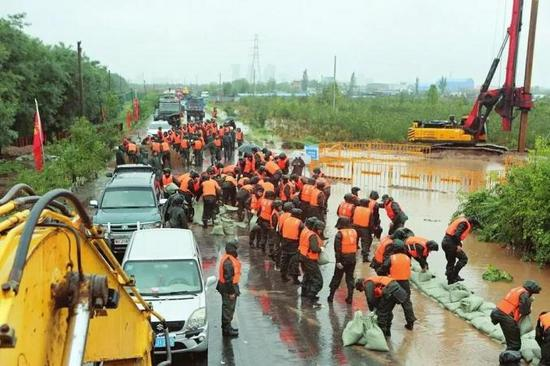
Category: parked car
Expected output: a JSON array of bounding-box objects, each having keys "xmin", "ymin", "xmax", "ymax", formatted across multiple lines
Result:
[
  {"xmin": 122, "ymin": 228, "xmax": 215, "ymax": 354},
  {"xmin": 90, "ymin": 164, "xmax": 164, "ymax": 256},
  {"xmin": 147, "ymin": 120, "xmax": 171, "ymax": 137}
]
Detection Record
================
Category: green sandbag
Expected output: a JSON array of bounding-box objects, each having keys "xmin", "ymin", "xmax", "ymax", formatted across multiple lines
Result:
[
  {"xmin": 461, "ymin": 311, "xmax": 485, "ymax": 321},
  {"xmin": 224, "ymin": 204, "xmax": 239, "ymax": 212},
  {"xmin": 342, "ymin": 311, "xmax": 365, "ymax": 346},
  {"xmin": 417, "ymin": 271, "xmax": 434, "ymax": 282},
  {"xmin": 519, "ymin": 315, "xmax": 533, "ymax": 336},
  {"xmin": 193, "ymin": 202, "xmax": 205, "ymax": 225},
  {"xmin": 478, "ymin": 301, "xmax": 496, "ymax": 312},
  {"xmin": 223, "ymin": 224, "xmax": 236, "ymax": 236},
  {"xmin": 470, "ymin": 317, "xmax": 497, "ymax": 334},
  {"xmin": 211, "ymin": 224, "xmax": 225, "ymax": 236},
  {"xmin": 363, "ymin": 313, "xmax": 389, "ymax": 352},
  {"xmin": 489, "ymin": 327, "xmax": 505, "ymax": 343},
  {"xmin": 460, "ymin": 295, "xmax": 484, "ymax": 312},
  {"xmin": 318, "ymin": 250, "xmax": 330, "ymax": 265},
  {"xmin": 234, "ymin": 221, "xmax": 248, "ymax": 229},
  {"xmin": 426, "ymin": 287, "xmax": 449, "ymax": 301},
  {"xmin": 449, "ymin": 289, "xmax": 471, "ymax": 303},
  {"xmin": 443, "ymin": 302, "xmax": 461, "ymax": 312},
  {"xmin": 521, "ymin": 338, "xmax": 542, "ymax": 362},
  {"xmin": 522, "ymin": 330, "xmax": 536, "ymax": 340}
]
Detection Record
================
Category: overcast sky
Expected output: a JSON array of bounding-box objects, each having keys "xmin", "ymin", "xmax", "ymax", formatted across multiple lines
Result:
[{"xmin": 2, "ymin": 0, "xmax": 549, "ymax": 87}]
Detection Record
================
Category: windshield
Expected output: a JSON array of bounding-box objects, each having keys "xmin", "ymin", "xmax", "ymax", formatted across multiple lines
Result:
[
  {"xmin": 149, "ymin": 122, "xmax": 170, "ymax": 130},
  {"xmin": 124, "ymin": 259, "xmax": 202, "ymax": 296},
  {"xmin": 101, "ymin": 188, "xmax": 156, "ymax": 209},
  {"xmin": 159, "ymin": 102, "xmax": 180, "ymax": 113}
]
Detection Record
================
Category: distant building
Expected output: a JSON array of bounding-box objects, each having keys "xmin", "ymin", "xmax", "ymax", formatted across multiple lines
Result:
[
  {"xmin": 419, "ymin": 78, "xmax": 475, "ymax": 92},
  {"xmin": 264, "ymin": 64, "xmax": 276, "ymax": 81},
  {"xmin": 231, "ymin": 64, "xmax": 241, "ymax": 81},
  {"xmin": 363, "ymin": 82, "xmax": 411, "ymax": 96}
]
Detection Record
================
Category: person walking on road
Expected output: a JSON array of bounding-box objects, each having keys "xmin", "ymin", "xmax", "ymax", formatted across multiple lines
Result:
[
  {"xmin": 280, "ymin": 208, "xmax": 304, "ymax": 284},
  {"xmin": 299, "ymin": 218, "xmax": 325, "ymax": 303},
  {"xmin": 165, "ymin": 195, "xmax": 188, "ymax": 229},
  {"xmin": 327, "ymin": 217, "xmax": 358, "ymax": 304},
  {"xmin": 381, "ymin": 194, "xmax": 408, "ymax": 235},
  {"xmin": 352, "ymin": 198, "xmax": 373, "ymax": 262},
  {"xmin": 379, "ymin": 240, "xmax": 416, "ymax": 331},
  {"xmin": 491, "ymin": 280, "xmax": 542, "ymax": 351},
  {"xmin": 536, "ymin": 310, "xmax": 550, "ymax": 365},
  {"xmin": 442, "ymin": 216, "xmax": 480, "ymax": 284},
  {"xmin": 216, "ymin": 239, "xmax": 241, "ymax": 337},
  {"xmin": 198, "ymin": 175, "xmax": 221, "ymax": 228},
  {"xmin": 355, "ymin": 276, "xmax": 408, "ymax": 337}
]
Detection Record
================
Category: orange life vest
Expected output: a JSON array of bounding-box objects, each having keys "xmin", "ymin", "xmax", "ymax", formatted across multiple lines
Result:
[
  {"xmin": 151, "ymin": 142, "xmax": 161, "ymax": 153},
  {"xmin": 173, "ymin": 134, "xmax": 181, "ymax": 145},
  {"xmin": 243, "ymin": 159, "xmax": 254, "ymax": 174},
  {"xmin": 282, "ymin": 216, "xmax": 302, "ymax": 240},
  {"xmin": 277, "ymin": 157, "xmax": 288, "ymax": 170},
  {"xmin": 445, "ymin": 218, "xmax": 472, "ymax": 241},
  {"xmin": 405, "ymin": 236, "xmax": 429, "ymax": 258},
  {"xmin": 309, "ymin": 187, "xmax": 323, "ymax": 207},
  {"xmin": 384, "ymin": 200, "xmax": 402, "ymax": 220},
  {"xmin": 352, "ymin": 206, "xmax": 371, "ymax": 228},
  {"xmin": 497, "ymin": 287, "xmax": 528, "ymax": 322},
  {"xmin": 236, "ymin": 131, "xmax": 243, "ymax": 141},
  {"xmin": 202, "ymin": 180, "xmax": 219, "ymax": 196},
  {"xmin": 270, "ymin": 210, "xmax": 279, "ymax": 229},
  {"xmin": 265, "ymin": 161, "xmax": 280, "ymax": 175},
  {"xmin": 259, "ymin": 198, "xmax": 273, "ymax": 221},
  {"xmin": 339, "ymin": 228, "xmax": 358, "ymax": 254},
  {"xmin": 260, "ymin": 181, "xmax": 275, "ymax": 194},
  {"xmin": 539, "ymin": 312, "xmax": 550, "ymax": 331},
  {"xmin": 214, "ymin": 138, "xmax": 222, "ymax": 147},
  {"xmin": 179, "ymin": 173, "xmax": 191, "ymax": 192},
  {"xmin": 193, "ymin": 140, "xmax": 203, "ymax": 150},
  {"xmin": 374, "ymin": 236, "xmax": 394, "ymax": 263},
  {"xmin": 223, "ymin": 165, "xmax": 236, "ymax": 174},
  {"xmin": 365, "ymin": 276, "xmax": 394, "ymax": 298},
  {"xmin": 277, "ymin": 212, "xmax": 292, "ymax": 232},
  {"xmin": 161, "ymin": 175, "xmax": 173, "ymax": 187},
  {"xmin": 223, "ymin": 175, "xmax": 237, "ymax": 187},
  {"xmin": 389, "ymin": 253, "xmax": 411, "ymax": 280},
  {"xmin": 337, "ymin": 202, "xmax": 355, "ymax": 219},
  {"xmin": 368, "ymin": 199, "xmax": 378, "ymax": 211},
  {"xmin": 298, "ymin": 228, "xmax": 322, "ymax": 261},
  {"xmin": 241, "ymin": 184, "xmax": 254, "ymax": 193},
  {"xmin": 250, "ymin": 195, "xmax": 261, "ymax": 211},
  {"xmin": 300, "ymin": 184, "xmax": 314, "ymax": 203},
  {"xmin": 161, "ymin": 141, "xmax": 170, "ymax": 152},
  {"xmin": 181, "ymin": 139, "xmax": 190, "ymax": 149},
  {"xmin": 278, "ymin": 182, "xmax": 294, "ymax": 201},
  {"xmin": 127, "ymin": 143, "xmax": 137, "ymax": 153},
  {"xmin": 218, "ymin": 254, "xmax": 241, "ymax": 285}
]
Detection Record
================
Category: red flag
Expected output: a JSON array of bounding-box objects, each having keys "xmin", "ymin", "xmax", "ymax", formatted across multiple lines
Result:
[
  {"xmin": 132, "ymin": 97, "xmax": 140, "ymax": 122},
  {"xmin": 32, "ymin": 100, "xmax": 44, "ymax": 171},
  {"xmin": 125, "ymin": 110, "xmax": 132, "ymax": 129}
]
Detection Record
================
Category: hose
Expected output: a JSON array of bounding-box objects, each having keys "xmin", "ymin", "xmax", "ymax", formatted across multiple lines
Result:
[
  {"xmin": 3, "ymin": 189, "xmax": 92, "ymax": 293},
  {"xmin": 0, "ymin": 184, "xmax": 36, "ymax": 205},
  {"xmin": 13, "ymin": 196, "xmax": 72, "ymax": 216}
]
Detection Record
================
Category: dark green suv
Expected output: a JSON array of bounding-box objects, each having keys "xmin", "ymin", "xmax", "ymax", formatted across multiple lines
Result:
[{"xmin": 90, "ymin": 165, "xmax": 164, "ymax": 255}]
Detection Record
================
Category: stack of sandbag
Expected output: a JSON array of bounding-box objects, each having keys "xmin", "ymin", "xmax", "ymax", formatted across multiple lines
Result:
[
  {"xmin": 520, "ymin": 329, "xmax": 542, "ymax": 365},
  {"xmin": 342, "ymin": 311, "xmax": 389, "ymax": 352}
]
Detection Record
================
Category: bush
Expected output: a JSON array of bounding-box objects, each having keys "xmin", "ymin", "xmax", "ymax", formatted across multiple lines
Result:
[
  {"xmin": 457, "ymin": 137, "xmax": 550, "ymax": 264},
  {"xmin": 482, "ymin": 265, "xmax": 513, "ymax": 282}
]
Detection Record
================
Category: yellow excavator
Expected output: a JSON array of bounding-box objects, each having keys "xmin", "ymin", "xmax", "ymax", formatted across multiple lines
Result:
[{"xmin": 0, "ymin": 184, "xmax": 172, "ymax": 366}]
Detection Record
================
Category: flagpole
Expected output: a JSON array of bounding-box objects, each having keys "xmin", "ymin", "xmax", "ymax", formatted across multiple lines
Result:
[{"xmin": 34, "ymin": 99, "xmax": 45, "ymax": 169}]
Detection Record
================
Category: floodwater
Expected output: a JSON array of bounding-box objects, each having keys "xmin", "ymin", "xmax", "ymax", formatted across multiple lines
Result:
[{"xmin": 73, "ymin": 128, "xmax": 549, "ymax": 366}]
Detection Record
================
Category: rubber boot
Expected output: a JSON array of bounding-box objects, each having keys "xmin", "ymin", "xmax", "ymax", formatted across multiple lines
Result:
[
  {"xmin": 345, "ymin": 290, "xmax": 353, "ymax": 304},
  {"xmin": 327, "ymin": 289, "xmax": 335, "ymax": 303}
]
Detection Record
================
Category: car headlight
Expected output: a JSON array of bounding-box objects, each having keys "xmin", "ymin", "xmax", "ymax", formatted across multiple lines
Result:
[
  {"xmin": 183, "ymin": 307, "xmax": 206, "ymax": 333},
  {"xmin": 140, "ymin": 222, "xmax": 161, "ymax": 230}
]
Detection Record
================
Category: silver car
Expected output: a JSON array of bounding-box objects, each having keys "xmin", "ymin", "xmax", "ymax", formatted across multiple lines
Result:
[
  {"xmin": 122, "ymin": 229, "xmax": 215, "ymax": 354},
  {"xmin": 147, "ymin": 120, "xmax": 171, "ymax": 137}
]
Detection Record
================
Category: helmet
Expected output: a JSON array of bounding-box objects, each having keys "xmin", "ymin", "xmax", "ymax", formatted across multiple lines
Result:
[
  {"xmin": 249, "ymin": 176, "xmax": 260, "ymax": 185},
  {"xmin": 381, "ymin": 194, "xmax": 390, "ymax": 202},
  {"xmin": 305, "ymin": 217, "xmax": 317, "ymax": 229},
  {"xmin": 392, "ymin": 239, "xmax": 406, "ymax": 253},
  {"xmin": 290, "ymin": 208, "xmax": 303, "ymax": 218},
  {"xmin": 358, "ymin": 198, "xmax": 369, "ymax": 207},
  {"xmin": 468, "ymin": 217, "xmax": 482, "ymax": 229},
  {"xmin": 225, "ymin": 238, "xmax": 239, "ymax": 253},
  {"xmin": 392, "ymin": 227, "xmax": 414, "ymax": 240},
  {"xmin": 279, "ymin": 152, "xmax": 286, "ymax": 159},
  {"xmin": 523, "ymin": 280, "xmax": 541, "ymax": 294},
  {"xmin": 265, "ymin": 191, "xmax": 276, "ymax": 199},
  {"xmin": 172, "ymin": 195, "xmax": 184, "ymax": 205},
  {"xmin": 426, "ymin": 240, "xmax": 439, "ymax": 252},
  {"xmin": 335, "ymin": 216, "xmax": 351, "ymax": 229},
  {"xmin": 189, "ymin": 170, "xmax": 199, "ymax": 178},
  {"xmin": 351, "ymin": 186, "xmax": 361, "ymax": 194},
  {"xmin": 344, "ymin": 193, "xmax": 354, "ymax": 202},
  {"xmin": 282, "ymin": 202, "xmax": 294, "ymax": 212},
  {"xmin": 314, "ymin": 220, "xmax": 325, "ymax": 231},
  {"xmin": 163, "ymin": 168, "xmax": 171, "ymax": 174},
  {"xmin": 316, "ymin": 180, "xmax": 325, "ymax": 188},
  {"xmin": 313, "ymin": 168, "xmax": 321, "ymax": 174},
  {"xmin": 273, "ymin": 200, "xmax": 283, "ymax": 209}
]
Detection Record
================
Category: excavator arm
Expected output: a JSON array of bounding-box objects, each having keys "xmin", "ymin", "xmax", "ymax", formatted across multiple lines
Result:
[{"xmin": 0, "ymin": 184, "xmax": 172, "ymax": 366}]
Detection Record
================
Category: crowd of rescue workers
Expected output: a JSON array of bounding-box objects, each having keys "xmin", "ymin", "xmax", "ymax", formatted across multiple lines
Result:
[{"xmin": 116, "ymin": 115, "xmax": 549, "ymax": 365}]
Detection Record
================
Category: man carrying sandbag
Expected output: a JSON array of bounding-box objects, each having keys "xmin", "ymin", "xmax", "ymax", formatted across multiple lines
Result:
[
  {"xmin": 378, "ymin": 241, "xmax": 417, "ymax": 331},
  {"xmin": 442, "ymin": 216, "xmax": 480, "ymax": 285},
  {"xmin": 355, "ymin": 276, "xmax": 408, "ymax": 337},
  {"xmin": 491, "ymin": 280, "xmax": 542, "ymax": 351},
  {"xmin": 536, "ymin": 311, "xmax": 550, "ymax": 365},
  {"xmin": 405, "ymin": 236, "xmax": 439, "ymax": 271},
  {"xmin": 327, "ymin": 217, "xmax": 359, "ymax": 304}
]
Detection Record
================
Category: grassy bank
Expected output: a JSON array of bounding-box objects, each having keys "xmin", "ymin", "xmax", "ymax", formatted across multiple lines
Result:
[
  {"xmin": 457, "ymin": 137, "xmax": 550, "ymax": 265},
  {"xmin": 2, "ymin": 92, "xmax": 157, "ymax": 194},
  {"xmin": 230, "ymin": 93, "xmax": 550, "ymax": 149}
]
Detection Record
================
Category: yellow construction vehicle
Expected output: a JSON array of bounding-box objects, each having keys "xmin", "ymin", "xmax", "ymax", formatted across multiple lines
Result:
[
  {"xmin": 408, "ymin": 117, "xmax": 478, "ymax": 143},
  {"xmin": 0, "ymin": 184, "xmax": 172, "ymax": 366}
]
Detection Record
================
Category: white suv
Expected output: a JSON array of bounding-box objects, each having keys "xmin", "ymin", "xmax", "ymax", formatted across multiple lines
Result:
[{"xmin": 122, "ymin": 229, "xmax": 215, "ymax": 354}]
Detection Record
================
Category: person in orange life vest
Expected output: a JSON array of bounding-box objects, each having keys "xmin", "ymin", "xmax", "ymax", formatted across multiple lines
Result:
[
  {"xmin": 126, "ymin": 139, "xmax": 139, "ymax": 163},
  {"xmin": 536, "ymin": 310, "xmax": 550, "ymax": 365},
  {"xmin": 278, "ymin": 175, "xmax": 295, "ymax": 202},
  {"xmin": 179, "ymin": 133, "xmax": 191, "ymax": 167},
  {"xmin": 272, "ymin": 201, "xmax": 294, "ymax": 270},
  {"xmin": 405, "ymin": 236, "xmax": 439, "ymax": 272},
  {"xmin": 490, "ymin": 280, "xmax": 541, "ymax": 351},
  {"xmin": 381, "ymin": 194, "xmax": 408, "ymax": 235},
  {"xmin": 216, "ymin": 239, "xmax": 241, "ymax": 337},
  {"xmin": 352, "ymin": 198, "xmax": 374, "ymax": 263},
  {"xmin": 223, "ymin": 132, "xmax": 234, "ymax": 162},
  {"xmin": 255, "ymin": 191, "xmax": 276, "ymax": 253},
  {"xmin": 280, "ymin": 208, "xmax": 305, "ymax": 284},
  {"xmin": 247, "ymin": 187, "xmax": 265, "ymax": 248},
  {"xmin": 235, "ymin": 128, "xmax": 244, "ymax": 147},
  {"xmin": 160, "ymin": 168, "xmax": 177, "ymax": 196},
  {"xmin": 337, "ymin": 193, "xmax": 356, "ymax": 220},
  {"xmin": 370, "ymin": 227, "xmax": 414, "ymax": 274},
  {"xmin": 276, "ymin": 152, "xmax": 289, "ymax": 174},
  {"xmin": 178, "ymin": 170, "xmax": 199, "ymax": 207},
  {"xmin": 442, "ymin": 216, "xmax": 481, "ymax": 285},
  {"xmin": 197, "ymin": 175, "xmax": 221, "ymax": 229},
  {"xmin": 368, "ymin": 191, "xmax": 383, "ymax": 239},
  {"xmin": 299, "ymin": 178, "xmax": 316, "ymax": 219},
  {"xmin": 267, "ymin": 200, "xmax": 283, "ymax": 256},
  {"xmin": 212, "ymin": 135, "xmax": 223, "ymax": 163},
  {"xmin": 221, "ymin": 173, "xmax": 238, "ymax": 206},
  {"xmin": 378, "ymin": 240, "xmax": 417, "ymax": 330},
  {"xmin": 311, "ymin": 180, "xmax": 328, "ymax": 221},
  {"xmin": 327, "ymin": 217, "xmax": 359, "ymax": 304},
  {"xmin": 355, "ymin": 276, "xmax": 408, "ymax": 337},
  {"xmin": 235, "ymin": 178, "xmax": 253, "ymax": 222},
  {"xmin": 299, "ymin": 218, "xmax": 325, "ymax": 303},
  {"xmin": 160, "ymin": 132, "xmax": 171, "ymax": 169},
  {"xmin": 265, "ymin": 158, "xmax": 283, "ymax": 186},
  {"xmin": 350, "ymin": 186, "xmax": 361, "ymax": 205}
]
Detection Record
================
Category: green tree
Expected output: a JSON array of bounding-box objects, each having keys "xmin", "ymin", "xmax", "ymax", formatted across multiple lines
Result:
[
  {"xmin": 427, "ymin": 84, "xmax": 439, "ymax": 105},
  {"xmin": 347, "ymin": 72, "xmax": 356, "ymax": 97},
  {"xmin": 301, "ymin": 69, "xmax": 308, "ymax": 93},
  {"xmin": 437, "ymin": 76, "xmax": 447, "ymax": 95}
]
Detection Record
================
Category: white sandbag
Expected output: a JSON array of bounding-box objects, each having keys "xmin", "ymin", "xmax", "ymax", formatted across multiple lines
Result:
[
  {"xmin": 521, "ymin": 338, "xmax": 542, "ymax": 363},
  {"xmin": 362, "ymin": 313, "xmax": 389, "ymax": 352},
  {"xmin": 192, "ymin": 201, "xmax": 205, "ymax": 225},
  {"xmin": 470, "ymin": 317, "xmax": 497, "ymax": 334},
  {"xmin": 460, "ymin": 295, "xmax": 484, "ymax": 312},
  {"xmin": 318, "ymin": 247, "xmax": 334, "ymax": 265},
  {"xmin": 478, "ymin": 301, "xmax": 496, "ymax": 312},
  {"xmin": 224, "ymin": 204, "xmax": 239, "ymax": 212},
  {"xmin": 522, "ymin": 329, "xmax": 536, "ymax": 340},
  {"xmin": 342, "ymin": 311, "xmax": 365, "ymax": 346},
  {"xmin": 211, "ymin": 224, "xmax": 225, "ymax": 236},
  {"xmin": 449, "ymin": 288, "xmax": 471, "ymax": 303},
  {"xmin": 443, "ymin": 302, "xmax": 461, "ymax": 312},
  {"xmin": 461, "ymin": 311, "xmax": 486, "ymax": 322},
  {"xmin": 489, "ymin": 327, "xmax": 506, "ymax": 343},
  {"xmin": 519, "ymin": 315, "xmax": 534, "ymax": 336}
]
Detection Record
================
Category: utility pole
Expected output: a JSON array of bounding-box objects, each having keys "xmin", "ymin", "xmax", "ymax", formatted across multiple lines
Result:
[
  {"xmin": 518, "ymin": 0, "xmax": 538, "ymax": 153},
  {"xmin": 253, "ymin": 68, "xmax": 256, "ymax": 96},
  {"xmin": 108, "ymin": 70, "xmax": 111, "ymax": 91},
  {"xmin": 218, "ymin": 73, "xmax": 222, "ymax": 102},
  {"xmin": 77, "ymin": 41, "xmax": 84, "ymax": 117},
  {"xmin": 250, "ymin": 34, "xmax": 261, "ymax": 86},
  {"xmin": 332, "ymin": 55, "xmax": 337, "ymax": 111}
]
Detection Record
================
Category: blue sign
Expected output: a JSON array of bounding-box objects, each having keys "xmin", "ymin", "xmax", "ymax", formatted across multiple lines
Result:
[{"xmin": 305, "ymin": 145, "xmax": 319, "ymax": 161}]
